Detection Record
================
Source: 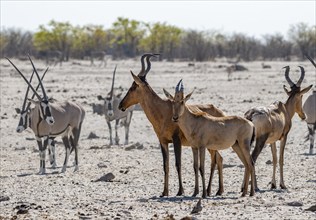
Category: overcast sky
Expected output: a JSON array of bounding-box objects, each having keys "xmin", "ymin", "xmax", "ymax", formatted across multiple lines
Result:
[{"xmin": 1, "ymin": 1, "xmax": 315, "ymax": 39}]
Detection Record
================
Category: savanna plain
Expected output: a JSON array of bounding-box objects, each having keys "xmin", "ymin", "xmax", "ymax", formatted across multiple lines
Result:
[{"xmin": 0, "ymin": 58, "xmax": 315, "ymax": 219}]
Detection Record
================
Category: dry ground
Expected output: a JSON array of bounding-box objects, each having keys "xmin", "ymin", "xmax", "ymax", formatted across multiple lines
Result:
[{"xmin": 0, "ymin": 58, "xmax": 315, "ymax": 219}]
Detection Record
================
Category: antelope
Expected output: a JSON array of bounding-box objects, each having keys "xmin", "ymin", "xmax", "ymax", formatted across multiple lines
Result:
[
  {"xmin": 244, "ymin": 66, "xmax": 312, "ymax": 190},
  {"xmin": 119, "ymin": 53, "xmax": 225, "ymax": 197},
  {"xmin": 303, "ymin": 54, "xmax": 316, "ymax": 154},
  {"xmin": 92, "ymin": 66, "xmax": 134, "ymax": 145},
  {"xmin": 226, "ymin": 65, "xmax": 236, "ymax": 81},
  {"xmin": 90, "ymin": 51, "xmax": 107, "ymax": 67},
  {"xmin": 15, "ymin": 67, "xmax": 58, "ymax": 168},
  {"xmin": 7, "ymin": 56, "xmax": 85, "ymax": 174},
  {"xmin": 163, "ymin": 80, "xmax": 256, "ymax": 197},
  {"xmin": 45, "ymin": 50, "xmax": 63, "ymax": 67},
  {"xmin": 262, "ymin": 63, "xmax": 271, "ymax": 69}
]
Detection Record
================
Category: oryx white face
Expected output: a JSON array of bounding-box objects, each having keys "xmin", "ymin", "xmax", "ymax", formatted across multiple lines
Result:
[
  {"xmin": 105, "ymin": 97, "xmax": 114, "ymax": 117},
  {"xmin": 16, "ymin": 111, "xmax": 29, "ymax": 133},
  {"xmin": 40, "ymin": 100, "xmax": 55, "ymax": 125}
]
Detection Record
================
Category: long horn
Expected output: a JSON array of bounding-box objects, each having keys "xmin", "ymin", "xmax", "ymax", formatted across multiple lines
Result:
[
  {"xmin": 283, "ymin": 66, "xmax": 295, "ymax": 87},
  {"xmin": 305, "ymin": 54, "xmax": 316, "ymax": 68},
  {"xmin": 138, "ymin": 53, "xmax": 154, "ymax": 77},
  {"xmin": 175, "ymin": 79, "xmax": 183, "ymax": 92},
  {"xmin": 296, "ymin": 66, "xmax": 305, "ymax": 87},
  {"xmin": 144, "ymin": 53, "xmax": 160, "ymax": 76},
  {"xmin": 27, "ymin": 54, "xmax": 48, "ymax": 99},
  {"xmin": 21, "ymin": 71, "xmax": 35, "ymax": 111},
  {"xmin": 6, "ymin": 57, "xmax": 42, "ymax": 100},
  {"xmin": 109, "ymin": 65, "xmax": 117, "ymax": 99},
  {"xmin": 26, "ymin": 67, "xmax": 49, "ymax": 110}
]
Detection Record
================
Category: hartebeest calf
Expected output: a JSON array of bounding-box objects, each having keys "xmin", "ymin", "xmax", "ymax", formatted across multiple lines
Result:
[
  {"xmin": 244, "ymin": 66, "xmax": 312, "ymax": 190},
  {"xmin": 119, "ymin": 54, "xmax": 225, "ymax": 197},
  {"xmin": 7, "ymin": 57, "xmax": 85, "ymax": 174},
  {"xmin": 164, "ymin": 80, "xmax": 256, "ymax": 197}
]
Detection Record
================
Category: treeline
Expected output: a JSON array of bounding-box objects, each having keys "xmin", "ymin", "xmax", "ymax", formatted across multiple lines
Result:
[{"xmin": 1, "ymin": 17, "xmax": 315, "ymax": 62}]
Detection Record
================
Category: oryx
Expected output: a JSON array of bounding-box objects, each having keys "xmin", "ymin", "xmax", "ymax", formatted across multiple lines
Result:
[
  {"xmin": 92, "ymin": 66, "xmax": 134, "ymax": 145},
  {"xmin": 7, "ymin": 56, "xmax": 85, "ymax": 174}
]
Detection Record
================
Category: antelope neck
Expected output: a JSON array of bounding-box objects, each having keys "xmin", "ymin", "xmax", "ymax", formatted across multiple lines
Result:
[{"xmin": 139, "ymin": 86, "xmax": 171, "ymax": 129}]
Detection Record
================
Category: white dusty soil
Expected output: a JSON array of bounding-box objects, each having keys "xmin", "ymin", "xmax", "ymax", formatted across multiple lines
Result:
[{"xmin": 0, "ymin": 58, "xmax": 315, "ymax": 219}]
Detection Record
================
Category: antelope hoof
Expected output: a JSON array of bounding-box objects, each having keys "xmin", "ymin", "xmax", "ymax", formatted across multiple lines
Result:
[
  {"xmin": 51, "ymin": 163, "xmax": 57, "ymax": 169},
  {"xmin": 271, "ymin": 183, "xmax": 276, "ymax": 189},
  {"xmin": 309, "ymin": 149, "xmax": 314, "ymax": 155},
  {"xmin": 160, "ymin": 192, "xmax": 168, "ymax": 197},
  {"xmin": 74, "ymin": 165, "xmax": 79, "ymax": 172},
  {"xmin": 280, "ymin": 184, "xmax": 287, "ymax": 190},
  {"xmin": 192, "ymin": 191, "xmax": 199, "ymax": 197},
  {"xmin": 124, "ymin": 140, "xmax": 128, "ymax": 145},
  {"xmin": 61, "ymin": 166, "xmax": 66, "ymax": 173},
  {"xmin": 38, "ymin": 168, "xmax": 46, "ymax": 175},
  {"xmin": 202, "ymin": 192, "xmax": 207, "ymax": 199},
  {"xmin": 176, "ymin": 188, "xmax": 184, "ymax": 196},
  {"xmin": 241, "ymin": 192, "xmax": 246, "ymax": 197},
  {"xmin": 250, "ymin": 190, "xmax": 255, "ymax": 196},
  {"xmin": 216, "ymin": 189, "xmax": 224, "ymax": 196}
]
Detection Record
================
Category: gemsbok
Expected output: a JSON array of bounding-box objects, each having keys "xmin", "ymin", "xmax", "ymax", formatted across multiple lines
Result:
[
  {"xmin": 7, "ymin": 56, "xmax": 85, "ymax": 174},
  {"xmin": 119, "ymin": 53, "xmax": 226, "ymax": 197},
  {"xmin": 244, "ymin": 66, "xmax": 312, "ymax": 190},
  {"xmin": 15, "ymin": 67, "xmax": 58, "ymax": 168},
  {"xmin": 163, "ymin": 80, "xmax": 256, "ymax": 197},
  {"xmin": 90, "ymin": 51, "xmax": 107, "ymax": 67},
  {"xmin": 92, "ymin": 66, "xmax": 134, "ymax": 145},
  {"xmin": 303, "ymin": 54, "xmax": 316, "ymax": 154}
]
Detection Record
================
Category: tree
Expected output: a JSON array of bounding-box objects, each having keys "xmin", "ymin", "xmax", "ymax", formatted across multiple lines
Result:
[
  {"xmin": 141, "ymin": 22, "xmax": 182, "ymax": 61},
  {"xmin": 110, "ymin": 17, "xmax": 146, "ymax": 58},
  {"xmin": 33, "ymin": 20, "xmax": 73, "ymax": 61},
  {"xmin": 288, "ymin": 23, "xmax": 316, "ymax": 59}
]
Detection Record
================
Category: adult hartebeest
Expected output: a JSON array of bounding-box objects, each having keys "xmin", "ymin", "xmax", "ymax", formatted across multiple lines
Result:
[
  {"xmin": 244, "ymin": 66, "xmax": 312, "ymax": 190},
  {"xmin": 119, "ymin": 54, "xmax": 225, "ymax": 197}
]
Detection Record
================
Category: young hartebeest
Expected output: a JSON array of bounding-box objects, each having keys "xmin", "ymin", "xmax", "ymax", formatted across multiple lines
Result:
[
  {"xmin": 119, "ymin": 54, "xmax": 225, "ymax": 197},
  {"xmin": 163, "ymin": 80, "xmax": 256, "ymax": 197},
  {"xmin": 8, "ymin": 57, "xmax": 85, "ymax": 174},
  {"xmin": 244, "ymin": 66, "xmax": 312, "ymax": 190}
]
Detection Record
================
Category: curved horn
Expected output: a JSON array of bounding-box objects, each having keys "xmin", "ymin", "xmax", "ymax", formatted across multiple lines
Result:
[
  {"xmin": 6, "ymin": 57, "xmax": 42, "ymax": 100},
  {"xmin": 109, "ymin": 65, "xmax": 117, "ymax": 99},
  {"xmin": 21, "ymin": 71, "xmax": 35, "ymax": 111},
  {"xmin": 138, "ymin": 54, "xmax": 148, "ymax": 77},
  {"xmin": 27, "ymin": 54, "xmax": 48, "ymax": 99},
  {"xmin": 283, "ymin": 66, "xmax": 295, "ymax": 87},
  {"xmin": 175, "ymin": 79, "xmax": 183, "ymax": 92},
  {"xmin": 305, "ymin": 54, "xmax": 316, "ymax": 68},
  {"xmin": 144, "ymin": 53, "xmax": 160, "ymax": 76},
  {"xmin": 296, "ymin": 66, "xmax": 305, "ymax": 87},
  {"xmin": 26, "ymin": 67, "xmax": 49, "ymax": 110}
]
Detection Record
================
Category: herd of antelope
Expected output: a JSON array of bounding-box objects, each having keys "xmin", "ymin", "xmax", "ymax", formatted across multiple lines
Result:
[{"xmin": 6, "ymin": 52, "xmax": 315, "ymax": 198}]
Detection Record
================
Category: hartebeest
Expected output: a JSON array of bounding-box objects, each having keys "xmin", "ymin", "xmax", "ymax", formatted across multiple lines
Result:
[
  {"xmin": 92, "ymin": 66, "xmax": 134, "ymax": 145},
  {"xmin": 164, "ymin": 80, "xmax": 256, "ymax": 197},
  {"xmin": 303, "ymin": 54, "xmax": 316, "ymax": 154},
  {"xmin": 7, "ymin": 57, "xmax": 85, "ymax": 174},
  {"xmin": 244, "ymin": 66, "xmax": 312, "ymax": 190},
  {"xmin": 119, "ymin": 54, "xmax": 225, "ymax": 197}
]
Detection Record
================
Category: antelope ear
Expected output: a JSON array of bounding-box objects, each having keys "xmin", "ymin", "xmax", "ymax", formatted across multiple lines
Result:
[
  {"xmin": 300, "ymin": 84, "xmax": 313, "ymax": 95},
  {"xmin": 184, "ymin": 90, "xmax": 194, "ymax": 102},
  {"xmin": 283, "ymin": 85, "xmax": 291, "ymax": 96},
  {"xmin": 15, "ymin": 108, "xmax": 21, "ymax": 114},
  {"xmin": 130, "ymin": 70, "xmax": 144, "ymax": 86},
  {"xmin": 163, "ymin": 88, "xmax": 174, "ymax": 101},
  {"xmin": 97, "ymin": 95, "xmax": 104, "ymax": 101},
  {"xmin": 27, "ymin": 98, "xmax": 39, "ymax": 105}
]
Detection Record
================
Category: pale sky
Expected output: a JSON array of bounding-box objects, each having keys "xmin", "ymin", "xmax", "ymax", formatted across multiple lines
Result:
[{"xmin": 1, "ymin": 1, "xmax": 315, "ymax": 40}]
